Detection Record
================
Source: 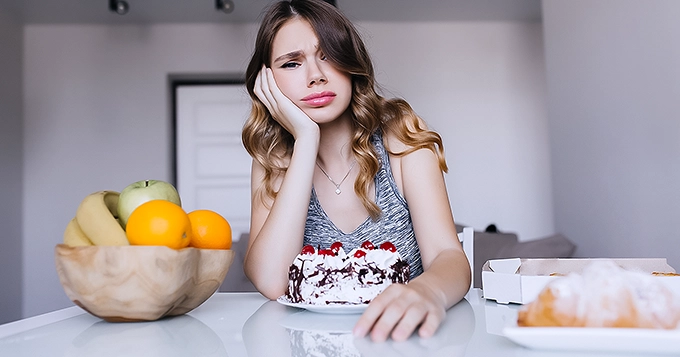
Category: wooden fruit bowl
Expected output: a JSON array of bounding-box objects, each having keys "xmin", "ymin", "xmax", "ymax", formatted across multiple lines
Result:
[{"xmin": 54, "ymin": 244, "xmax": 234, "ymax": 322}]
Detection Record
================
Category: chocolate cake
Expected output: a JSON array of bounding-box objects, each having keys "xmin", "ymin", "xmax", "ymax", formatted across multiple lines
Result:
[{"xmin": 285, "ymin": 241, "xmax": 410, "ymax": 305}]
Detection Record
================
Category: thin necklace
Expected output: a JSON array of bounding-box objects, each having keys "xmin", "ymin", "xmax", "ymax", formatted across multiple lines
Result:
[{"xmin": 316, "ymin": 159, "xmax": 356, "ymax": 195}]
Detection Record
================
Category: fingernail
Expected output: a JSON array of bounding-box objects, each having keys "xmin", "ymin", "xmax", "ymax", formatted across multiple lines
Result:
[{"xmin": 353, "ymin": 327, "xmax": 365, "ymax": 337}]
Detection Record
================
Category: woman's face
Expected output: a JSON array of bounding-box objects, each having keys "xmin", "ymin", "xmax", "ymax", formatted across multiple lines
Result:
[{"xmin": 269, "ymin": 18, "xmax": 353, "ymax": 124}]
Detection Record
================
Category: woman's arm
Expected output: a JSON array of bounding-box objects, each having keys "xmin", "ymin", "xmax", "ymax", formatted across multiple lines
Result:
[
  {"xmin": 354, "ymin": 138, "xmax": 471, "ymax": 342},
  {"xmin": 243, "ymin": 67, "xmax": 320, "ymax": 299},
  {"xmin": 401, "ymin": 143, "xmax": 471, "ymax": 308}
]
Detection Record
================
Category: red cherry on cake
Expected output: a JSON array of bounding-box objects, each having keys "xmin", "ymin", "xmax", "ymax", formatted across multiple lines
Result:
[
  {"xmin": 301, "ymin": 245, "xmax": 315, "ymax": 255},
  {"xmin": 354, "ymin": 250, "xmax": 367, "ymax": 258},
  {"xmin": 330, "ymin": 242, "xmax": 343, "ymax": 254},
  {"xmin": 319, "ymin": 249, "xmax": 335, "ymax": 256},
  {"xmin": 380, "ymin": 241, "xmax": 397, "ymax": 252},
  {"xmin": 360, "ymin": 241, "xmax": 375, "ymax": 250}
]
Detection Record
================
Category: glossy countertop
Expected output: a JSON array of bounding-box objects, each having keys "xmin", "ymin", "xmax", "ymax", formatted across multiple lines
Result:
[{"xmin": 0, "ymin": 289, "xmax": 674, "ymax": 356}]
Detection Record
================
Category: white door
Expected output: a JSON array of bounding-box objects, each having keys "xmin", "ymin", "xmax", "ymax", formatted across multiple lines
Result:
[{"xmin": 176, "ymin": 84, "xmax": 252, "ymax": 243}]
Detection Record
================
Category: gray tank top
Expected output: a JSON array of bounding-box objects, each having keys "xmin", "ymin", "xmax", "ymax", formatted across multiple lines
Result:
[{"xmin": 303, "ymin": 131, "xmax": 423, "ymax": 279}]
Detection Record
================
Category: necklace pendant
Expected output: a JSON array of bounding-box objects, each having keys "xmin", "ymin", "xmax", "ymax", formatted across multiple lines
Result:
[{"xmin": 316, "ymin": 159, "xmax": 356, "ymax": 197}]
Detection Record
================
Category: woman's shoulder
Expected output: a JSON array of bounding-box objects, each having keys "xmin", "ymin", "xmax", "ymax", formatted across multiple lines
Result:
[
  {"xmin": 381, "ymin": 130, "xmax": 409, "ymax": 154},
  {"xmin": 380, "ymin": 118, "xmax": 445, "ymax": 172},
  {"xmin": 380, "ymin": 117, "xmax": 432, "ymax": 154}
]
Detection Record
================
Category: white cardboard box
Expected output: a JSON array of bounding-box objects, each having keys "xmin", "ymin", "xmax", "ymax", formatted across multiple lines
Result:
[{"xmin": 481, "ymin": 258, "xmax": 679, "ymax": 304}]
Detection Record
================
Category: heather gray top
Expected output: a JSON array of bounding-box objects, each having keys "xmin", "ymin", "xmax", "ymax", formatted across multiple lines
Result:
[{"xmin": 303, "ymin": 131, "xmax": 423, "ymax": 279}]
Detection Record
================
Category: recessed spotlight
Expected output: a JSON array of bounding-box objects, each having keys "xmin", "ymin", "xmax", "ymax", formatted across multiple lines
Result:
[
  {"xmin": 109, "ymin": 0, "xmax": 129, "ymax": 15},
  {"xmin": 216, "ymin": 0, "xmax": 235, "ymax": 14}
]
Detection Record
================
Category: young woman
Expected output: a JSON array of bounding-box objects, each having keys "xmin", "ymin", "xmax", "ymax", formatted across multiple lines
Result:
[{"xmin": 242, "ymin": 0, "xmax": 471, "ymax": 342}]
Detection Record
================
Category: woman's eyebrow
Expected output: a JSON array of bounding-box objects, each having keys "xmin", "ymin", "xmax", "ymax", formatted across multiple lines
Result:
[{"xmin": 273, "ymin": 50, "xmax": 304, "ymax": 63}]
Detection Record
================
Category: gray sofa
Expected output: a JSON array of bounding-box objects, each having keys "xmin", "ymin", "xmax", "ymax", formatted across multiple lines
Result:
[{"xmin": 458, "ymin": 225, "xmax": 576, "ymax": 288}]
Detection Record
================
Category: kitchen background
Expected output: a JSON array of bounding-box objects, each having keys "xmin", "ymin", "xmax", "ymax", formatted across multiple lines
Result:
[{"xmin": 1, "ymin": 0, "xmax": 678, "ymax": 324}]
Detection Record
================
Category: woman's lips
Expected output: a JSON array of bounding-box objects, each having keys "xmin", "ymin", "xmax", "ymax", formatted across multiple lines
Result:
[{"xmin": 301, "ymin": 91, "xmax": 336, "ymax": 107}]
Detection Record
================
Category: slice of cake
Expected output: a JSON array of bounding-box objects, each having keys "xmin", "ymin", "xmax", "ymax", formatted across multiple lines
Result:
[{"xmin": 285, "ymin": 241, "xmax": 409, "ymax": 305}]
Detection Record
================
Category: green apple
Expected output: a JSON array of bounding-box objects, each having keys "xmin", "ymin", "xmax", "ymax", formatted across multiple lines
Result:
[{"xmin": 117, "ymin": 179, "xmax": 182, "ymax": 229}]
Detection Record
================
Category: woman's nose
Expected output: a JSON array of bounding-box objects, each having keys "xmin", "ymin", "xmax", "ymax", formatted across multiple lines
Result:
[{"xmin": 307, "ymin": 60, "xmax": 327, "ymax": 86}]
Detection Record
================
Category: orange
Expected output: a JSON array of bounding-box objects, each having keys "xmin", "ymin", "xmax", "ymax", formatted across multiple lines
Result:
[
  {"xmin": 187, "ymin": 209, "xmax": 232, "ymax": 249},
  {"xmin": 125, "ymin": 200, "xmax": 192, "ymax": 249}
]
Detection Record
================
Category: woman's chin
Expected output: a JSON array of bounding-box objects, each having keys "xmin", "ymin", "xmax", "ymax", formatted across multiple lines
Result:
[{"xmin": 307, "ymin": 109, "xmax": 352, "ymax": 126}]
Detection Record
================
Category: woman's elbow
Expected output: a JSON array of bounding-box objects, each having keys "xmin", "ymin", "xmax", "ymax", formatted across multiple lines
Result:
[
  {"xmin": 251, "ymin": 277, "xmax": 286, "ymax": 300},
  {"xmin": 244, "ymin": 259, "xmax": 286, "ymax": 300}
]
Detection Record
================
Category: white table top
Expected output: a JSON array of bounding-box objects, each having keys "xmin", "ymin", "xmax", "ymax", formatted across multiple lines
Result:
[{"xmin": 0, "ymin": 289, "xmax": 673, "ymax": 356}]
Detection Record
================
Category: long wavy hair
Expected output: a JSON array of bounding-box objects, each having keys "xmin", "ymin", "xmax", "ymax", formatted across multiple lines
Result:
[{"xmin": 242, "ymin": 0, "xmax": 447, "ymax": 220}]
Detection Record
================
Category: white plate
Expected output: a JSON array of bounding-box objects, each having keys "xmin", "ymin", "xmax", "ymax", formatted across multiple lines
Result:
[
  {"xmin": 503, "ymin": 325, "xmax": 680, "ymax": 355},
  {"xmin": 276, "ymin": 296, "xmax": 367, "ymax": 314}
]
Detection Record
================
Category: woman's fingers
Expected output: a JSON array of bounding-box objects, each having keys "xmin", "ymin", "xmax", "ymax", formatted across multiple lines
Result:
[
  {"xmin": 260, "ymin": 68, "xmax": 276, "ymax": 105},
  {"xmin": 253, "ymin": 68, "xmax": 264, "ymax": 100},
  {"xmin": 370, "ymin": 287, "xmax": 422, "ymax": 342},
  {"xmin": 353, "ymin": 285, "xmax": 397, "ymax": 339},
  {"xmin": 417, "ymin": 308, "xmax": 444, "ymax": 339},
  {"xmin": 253, "ymin": 67, "xmax": 270, "ymax": 109},
  {"xmin": 254, "ymin": 67, "xmax": 318, "ymax": 139},
  {"xmin": 264, "ymin": 67, "xmax": 285, "ymax": 104},
  {"xmin": 255, "ymin": 67, "xmax": 294, "ymax": 134},
  {"xmin": 391, "ymin": 302, "xmax": 429, "ymax": 341},
  {"xmin": 354, "ymin": 285, "xmax": 411, "ymax": 342},
  {"xmin": 263, "ymin": 68, "xmax": 298, "ymax": 124},
  {"xmin": 369, "ymin": 304, "xmax": 404, "ymax": 342},
  {"xmin": 255, "ymin": 67, "xmax": 277, "ymax": 115},
  {"xmin": 353, "ymin": 283, "xmax": 446, "ymax": 342}
]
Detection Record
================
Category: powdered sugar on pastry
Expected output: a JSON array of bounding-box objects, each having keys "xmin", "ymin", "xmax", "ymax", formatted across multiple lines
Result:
[{"xmin": 518, "ymin": 261, "xmax": 680, "ymax": 329}]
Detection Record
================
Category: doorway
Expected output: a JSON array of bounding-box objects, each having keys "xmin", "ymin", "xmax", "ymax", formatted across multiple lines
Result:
[{"xmin": 173, "ymin": 78, "xmax": 256, "ymax": 291}]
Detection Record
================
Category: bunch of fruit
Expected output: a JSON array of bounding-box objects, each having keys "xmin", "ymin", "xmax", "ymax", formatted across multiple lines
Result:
[{"xmin": 63, "ymin": 180, "xmax": 232, "ymax": 250}]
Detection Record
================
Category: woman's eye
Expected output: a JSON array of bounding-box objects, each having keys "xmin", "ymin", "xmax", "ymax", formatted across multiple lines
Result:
[
  {"xmin": 320, "ymin": 54, "xmax": 328, "ymax": 61},
  {"xmin": 281, "ymin": 62, "xmax": 300, "ymax": 69}
]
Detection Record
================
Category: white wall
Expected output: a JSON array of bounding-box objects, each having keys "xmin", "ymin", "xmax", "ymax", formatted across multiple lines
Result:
[
  {"xmin": 22, "ymin": 21, "xmax": 549, "ymax": 318},
  {"xmin": 0, "ymin": 9, "xmax": 24, "ymax": 324},
  {"xmin": 543, "ymin": 0, "xmax": 680, "ymax": 269},
  {"xmin": 361, "ymin": 22, "xmax": 552, "ymax": 239}
]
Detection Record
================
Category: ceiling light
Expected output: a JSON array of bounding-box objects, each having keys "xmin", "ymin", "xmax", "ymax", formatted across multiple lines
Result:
[
  {"xmin": 109, "ymin": 0, "xmax": 129, "ymax": 15},
  {"xmin": 216, "ymin": 0, "xmax": 235, "ymax": 14}
]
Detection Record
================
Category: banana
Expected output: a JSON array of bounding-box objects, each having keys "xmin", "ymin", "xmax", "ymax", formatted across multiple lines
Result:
[
  {"xmin": 75, "ymin": 191, "xmax": 129, "ymax": 246},
  {"xmin": 63, "ymin": 217, "xmax": 93, "ymax": 247}
]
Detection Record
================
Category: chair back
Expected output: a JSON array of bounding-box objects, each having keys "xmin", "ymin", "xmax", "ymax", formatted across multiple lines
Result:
[{"xmin": 457, "ymin": 227, "xmax": 474, "ymax": 291}]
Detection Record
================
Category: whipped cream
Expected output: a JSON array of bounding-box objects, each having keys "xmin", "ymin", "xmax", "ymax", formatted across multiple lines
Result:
[{"xmin": 285, "ymin": 242, "xmax": 409, "ymax": 305}]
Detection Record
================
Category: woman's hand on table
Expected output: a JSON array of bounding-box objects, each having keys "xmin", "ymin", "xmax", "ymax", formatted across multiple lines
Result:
[{"xmin": 353, "ymin": 281, "xmax": 446, "ymax": 342}]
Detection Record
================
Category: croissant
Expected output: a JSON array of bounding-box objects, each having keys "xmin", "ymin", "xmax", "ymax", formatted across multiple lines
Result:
[{"xmin": 518, "ymin": 261, "xmax": 680, "ymax": 329}]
